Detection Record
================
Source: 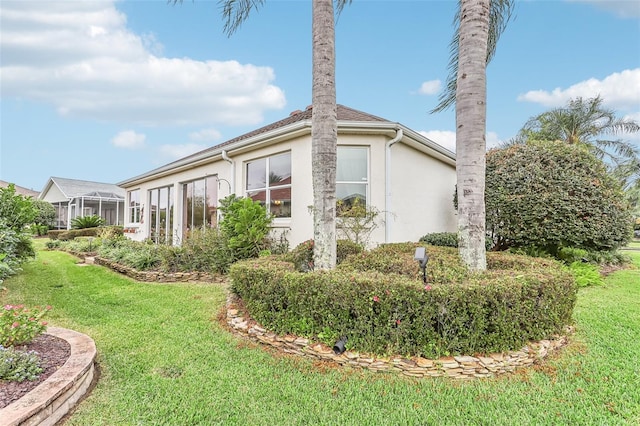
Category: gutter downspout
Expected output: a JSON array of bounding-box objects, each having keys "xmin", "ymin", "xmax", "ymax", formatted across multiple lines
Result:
[
  {"xmin": 221, "ymin": 150, "xmax": 235, "ymax": 195},
  {"xmin": 385, "ymin": 128, "xmax": 403, "ymax": 243}
]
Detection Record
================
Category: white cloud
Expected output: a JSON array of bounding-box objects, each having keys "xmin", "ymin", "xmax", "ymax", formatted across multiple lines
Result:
[
  {"xmin": 419, "ymin": 130, "xmax": 456, "ymax": 152},
  {"xmin": 518, "ymin": 69, "xmax": 640, "ymax": 111},
  {"xmin": 189, "ymin": 128, "xmax": 222, "ymax": 142},
  {"xmin": 158, "ymin": 143, "xmax": 207, "ymax": 160},
  {"xmin": 0, "ymin": 1, "xmax": 286, "ymax": 126},
  {"xmin": 419, "ymin": 130, "xmax": 503, "ymax": 152},
  {"xmin": 111, "ymin": 130, "xmax": 146, "ymax": 149},
  {"xmin": 566, "ymin": 1, "xmax": 640, "ymax": 18},
  {"xmin": 417, "ymin": 80, "xmax": 442, "ymax": 96}
]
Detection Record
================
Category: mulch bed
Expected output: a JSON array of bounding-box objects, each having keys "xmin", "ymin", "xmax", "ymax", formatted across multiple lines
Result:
[{"xmin": 0, "ymin": 334, "xmax": 71, "ymax": 409}]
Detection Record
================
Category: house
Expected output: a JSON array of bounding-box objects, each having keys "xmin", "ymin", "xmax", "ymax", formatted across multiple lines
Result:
[
  {"xmin": 38, "ymin": 177, "xmax": 125, "ymax": 229},
  {"xmin": 118, "ymin": 105, "xmax": 457, "ymax": 247},
  {"xmin": 0, "ymin": 180, "xmax": 40, "ymax": 198}
]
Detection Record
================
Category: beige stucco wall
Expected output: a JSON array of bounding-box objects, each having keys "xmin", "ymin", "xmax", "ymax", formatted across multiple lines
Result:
[
  {"xmin": 387, "ymin": 143, "xmax": 457, "ymax": 243},
  {"xmin": 121, "ymin": 131, "xmax": 456, "ymax": 248}
]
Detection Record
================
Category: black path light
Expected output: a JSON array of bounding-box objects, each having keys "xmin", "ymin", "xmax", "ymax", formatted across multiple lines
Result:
[
  {"xmin": 333, "ymin": 336, "xmax": 348, "ymax": 355},
  {"xmin": 414, "ymin": 247, "xmax": 429, "ymax": 284}
]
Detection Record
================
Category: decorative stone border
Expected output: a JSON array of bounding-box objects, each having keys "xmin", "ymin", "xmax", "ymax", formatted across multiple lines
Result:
[
  {"xmin": 0, "ymin": 327, "xmax": 97, "ymax": 426},
  {"xmin": 226, "ymin": 293, "xmax": 572, "ymax": 379},
  {"xmin": 86, "ymin": 255, "xmax": 225, "ymax": 284}
]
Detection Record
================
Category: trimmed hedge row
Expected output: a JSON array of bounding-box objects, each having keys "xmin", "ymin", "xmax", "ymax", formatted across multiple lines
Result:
[
  {"xmin": 48, "ymin": 226, "xmax": 123, "ymax": 241},
  {"xmin": 230, "ymin": 244, "xmax": 577, "ymax": 358}
]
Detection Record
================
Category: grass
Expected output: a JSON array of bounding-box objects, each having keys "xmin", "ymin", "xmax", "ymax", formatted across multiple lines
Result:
[{"xmin": 2, "ymin": 245, "xmax": 639, "ymax": 425}]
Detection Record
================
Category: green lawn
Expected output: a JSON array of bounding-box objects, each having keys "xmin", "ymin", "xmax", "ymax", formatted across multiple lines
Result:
[{"xmin": 2, "ymin": 246, "xmax": 639, "ymax": 425}]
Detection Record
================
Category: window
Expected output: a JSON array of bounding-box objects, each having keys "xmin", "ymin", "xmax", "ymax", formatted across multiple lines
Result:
[
  {"xmin": 336, "ymin": 146, "xmax": 368, "ymax": 214},
  {"xmin": 149, "ymin": 186, "xmax": 174, "ymax": 244},
  {"xmin": 128, "ymin": 189, "xmax": 141, "ymax": 224},
  {"xmin": 182, "ymin": 176, "xmax": 218, "ymax": 232},
  {"xmin": 246, "ymin": 152, "xmax": 291, "ymax": 218}
]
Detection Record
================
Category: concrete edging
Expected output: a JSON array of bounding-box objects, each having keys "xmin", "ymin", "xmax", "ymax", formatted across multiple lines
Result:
[{"xmin": 0, "ymin": 327, "xmax": 97, "ymax": 426}]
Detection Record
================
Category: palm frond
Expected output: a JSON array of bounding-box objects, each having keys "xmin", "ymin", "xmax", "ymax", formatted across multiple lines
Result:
[
  {"xmin": 218, "ymin": 0, "xmax": 266, "ymax": 36},
  {"xmin": 430, "ymin": 0, "xmax": 515, "ymax": 113}
]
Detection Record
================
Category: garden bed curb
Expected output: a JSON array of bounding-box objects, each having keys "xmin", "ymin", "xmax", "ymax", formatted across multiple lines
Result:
[
  {"xmin": 226, "ymin": 293, "xmax": 572, "ymax": 379},
  {"xmin": 0, "ymin": 327, "xmax": 97, "ymax": 426}
]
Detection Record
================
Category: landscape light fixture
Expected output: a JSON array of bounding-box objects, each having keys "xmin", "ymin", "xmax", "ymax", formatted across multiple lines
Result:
[
  {"xmin": 414, "ymin": 247, "xmax": 429, "ymax": 284},
  {"xmin": 333, "ymin": 336, "xmax": 348, "ymax": 355}
]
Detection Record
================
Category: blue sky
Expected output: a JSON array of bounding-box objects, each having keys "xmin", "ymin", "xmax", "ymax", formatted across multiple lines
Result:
[{"xmin": 1, "ymin": 0, "xmax": 639, "ymax": 192}]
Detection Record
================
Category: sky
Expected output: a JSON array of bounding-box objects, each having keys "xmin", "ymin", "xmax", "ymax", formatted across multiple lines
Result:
[{"xmin": 1, "ymin": 0, "xmax": 639, "ymax": 192}]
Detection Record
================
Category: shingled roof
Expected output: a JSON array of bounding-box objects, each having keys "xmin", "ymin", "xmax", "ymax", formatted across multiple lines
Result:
[
  {"xmin": 43, "ymin": 177, "xmax": 125, "ymax": 200},
  {"xmin": 170, "ymin": 104, "xmax": 389, "ymax": 166}
]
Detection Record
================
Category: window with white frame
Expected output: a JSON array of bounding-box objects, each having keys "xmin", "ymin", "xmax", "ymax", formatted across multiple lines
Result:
[
  {"xmin": 246, "ymin": 152, "xmax": 291, "ymax": 218},
  {"xmin": 182, "ymin": 176, "xmax": 218, "ymax": 231},
  {"xmin": 128, "ymin": 189, "xmax": 141, "ymax": 224},
  {"xmin": 336, "ymin": 146, "xmax": 368, "ymax": 214},
  {"xmin": 149, "ymin": 185, "xmax": 174, "ymax": 244}
]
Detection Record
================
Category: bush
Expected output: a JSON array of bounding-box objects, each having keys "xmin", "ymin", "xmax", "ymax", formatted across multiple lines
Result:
[
  {"xmin": 0, "ymin": 221, "xmax": 35, "ymax": 283},
  {"xmin": 218, "ymin": 195, "xmax": 273, "ymax": 261},
  {"xmin": 286, "ymin": 239, "xmax": 364, "ymax": 272},
  {"xmin": 159, "ymin": 227, "xmax": 233, "ymax": 274},
  {"xmin": 569, "ymin": 262, "xmax": 604, "ymax": 287},
  {"xmin": 71, "ymin": 215, "xmax": 105, "ymax": 229},
  {"xmin": 420, "ymin": 232, "xmax": 493, "ymax": 250},
  {"xmin": 230, "ymin": 244, "xmax": 576, "ymax": 358},
  {"xmin": 0, "ymin": 345, "xmax": 43, "ymax": 382},
  {"xmin": 420, "ymin": 232, "xmax": 458, "ymax": 247},
  {"xmin": 32, "ymin": 199, "xmax": 56, "ymax": 230},
  {"xmin": 47, "ymin": 230, "xmax": 65, "ymax": 240},
  {"xmin": 0, "ymin": 185, "xmax": 36, "ymax": 231},
  {"xmin": 0, "ymin": 304, "xmax": 50, "ymax": 347},
  {"xmin": 486, "ymin": 141, "xmax": 633, "ymax": 254},
  {"xmin": 58, "ymin": 227, "xmax": 101, "ymax": 241}
]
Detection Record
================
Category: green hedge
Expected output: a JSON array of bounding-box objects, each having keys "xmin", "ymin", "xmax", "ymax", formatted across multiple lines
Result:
[
  {"xmin": 230, "ymin": 244, "xmax": 576, "ymax": 358},
  {"xmin": 48, "ymin": 226, "xmax": 123, "ymax": 241}
]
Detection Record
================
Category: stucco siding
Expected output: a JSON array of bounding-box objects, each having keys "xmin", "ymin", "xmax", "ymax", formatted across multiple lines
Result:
[{"xmin": 388, "ymin": 143, "xmax": 456, "ymax": 242}]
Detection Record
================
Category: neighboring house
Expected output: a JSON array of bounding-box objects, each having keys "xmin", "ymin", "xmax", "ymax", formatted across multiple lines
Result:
[
  {"xmin": 38, "ymin": 177, "xmax": 125, "ymax": 229},
  {"xmin": 118, "ymin": 105, "xmax": 457, "ymax": 247},
  {"xmin": 0, "ymin": 180, "xmax": 40, "ymax": 198}
]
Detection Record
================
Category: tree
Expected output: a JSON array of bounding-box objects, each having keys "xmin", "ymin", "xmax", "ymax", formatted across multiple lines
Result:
[
  {"xmin": 517, "ymin": 96, "xmax": 640, "ymax": 165},
  {"xmin": 0, "ymin": 184, "xmax": 37, "ymax": 231},
  {"xmin": 214, "ymin": 0, "xmax": 352, "ymax": 270},
  {"xmin": 486, "ymin": 141, "xmax": 632, "ymax": 253},
  {"xmin": 432, "ymin": 0, "xmax": 514, "ymax": 271},
  {"xmin": 32, "ymin": 199, "xmax": 56, "ymax": 228}
]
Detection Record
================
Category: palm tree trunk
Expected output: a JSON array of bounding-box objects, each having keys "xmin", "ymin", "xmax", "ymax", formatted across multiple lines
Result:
[
  {"xmin": 456, "ymin": 0, "xmax": 489, "ymax": 271},
  {"xmin": 311, "ymin": 0, "xmax": 337, "ymax": 270}
]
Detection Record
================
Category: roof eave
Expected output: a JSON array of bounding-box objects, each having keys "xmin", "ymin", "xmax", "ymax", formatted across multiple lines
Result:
[{"xmin": 117, "ymin": 120, "xmax": 313, "ymax": 188}]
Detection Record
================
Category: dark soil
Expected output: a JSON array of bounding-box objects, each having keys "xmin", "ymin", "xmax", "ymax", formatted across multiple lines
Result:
[{"xmin": 0, "ymin": 334, "xmax": 71, "ymax": 409}]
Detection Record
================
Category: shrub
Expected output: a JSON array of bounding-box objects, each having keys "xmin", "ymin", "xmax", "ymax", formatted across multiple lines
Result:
[
  {"xmin": 158, "ymin": 227, "xmax": 233, "ymax": 274},
  {"xmin": 569, "ymin": 262, "xmax": 604, "ymax": 287},
  {"xmin": 218, "ymin": 195, "xmax": 273, "ymax": 261},
  {"xmin": 230, "ymin": 244, "xmax": 576, "ymax": 358},
  {"xmin": 32, "ymin": 199, "xmax": 56, "ymax": 230},
  {"xmin": 336, "ymin": 198, "xmax": 382, "ymax": 246},
  {"xmin": 286, "ymin": 239, "xmax": 364, "ymax": 272},
  {"xmin": 0, "ymin": 346, "xmax": 43, "ymax": 382},
  {"xmin": 58, "ymin": 227, "xmax": 101, "ymax": 241},
  {"xmin": 0, "ymin": 185, "xmax": 36, "ymax": 231},
  {"xmin": 47, "ymin": 230, "xmax": 65, "ymax": 240},
  {"xmin": 0, "ymin": 304, "xmax": 50, "ymax": 347},
  {"xmin": 486, "ymin": 141, "xmax": 633, "ymax": 253},
  {"xmin": 45, "ymin": 240, "xmax": 62, "ymax": 250},
  {"xmin": 420, "ymin": 232, "xmax": 494, "ymax": 250},
  {"xmin": 71, "ymin": 215, "xmax": 105, "ymax": 229},
  {"xmin": 420, "ymin": 232, "xmax": 458, "ymax": 247},
  {"xmin": 0, "ymin": 221, "xmax": 35, "ymax": 283}
]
